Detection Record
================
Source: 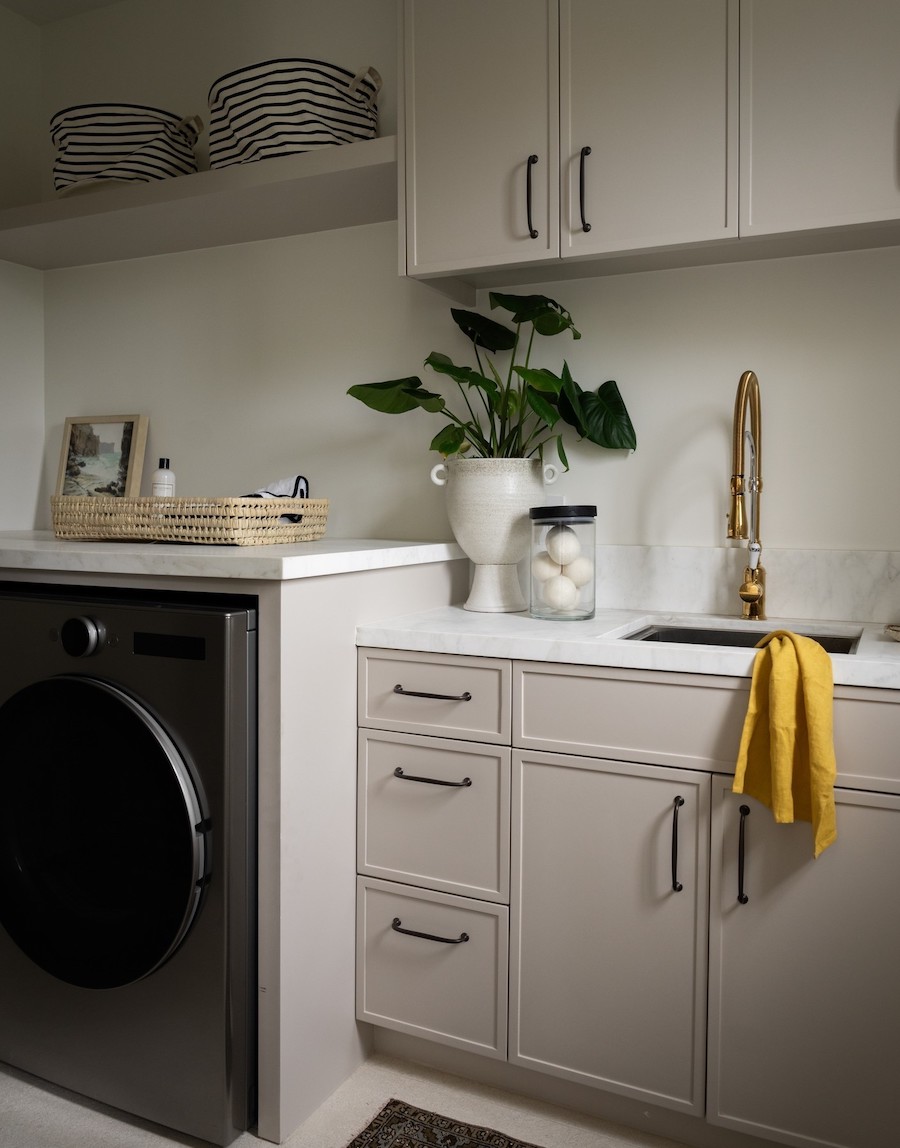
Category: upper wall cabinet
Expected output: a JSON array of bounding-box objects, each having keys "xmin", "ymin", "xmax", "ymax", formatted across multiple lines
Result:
[
  {"xmin": 561, "ymin": 0, "xmax": 737, "ymax": 259},
  {"xmin": 403, "ymin": 0, "xmax": 738, "ymax": 281},
  {"xmin": 402, "ymin": 0, "xmax": 560, "ymax": 276},
  {"xmin": 740, "ymin": 0, "xmax": 900, "ymax": 237}
]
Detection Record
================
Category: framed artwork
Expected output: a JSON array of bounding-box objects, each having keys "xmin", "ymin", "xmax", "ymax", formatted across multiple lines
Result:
[{"xmin": 56, "ymin": 414, "xmax": 148, "ymax": 497}]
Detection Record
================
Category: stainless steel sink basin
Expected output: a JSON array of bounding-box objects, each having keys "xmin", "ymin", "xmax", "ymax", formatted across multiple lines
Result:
[{"xmin": 625, "ymin": 624, "xmax": 860, "ymax": 655}]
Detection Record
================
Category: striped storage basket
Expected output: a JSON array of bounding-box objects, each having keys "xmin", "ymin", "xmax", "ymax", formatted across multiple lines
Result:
[
  {"xmin": 207, "ymin": 57, "xmax": 381, "ymax": 170},
  {"xmin": 50, "ymin": 104, "xmax": 202, "ymax": 194}
]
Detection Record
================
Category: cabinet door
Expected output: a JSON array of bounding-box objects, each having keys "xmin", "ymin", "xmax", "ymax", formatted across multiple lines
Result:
[
  {"xmin": 709, "ymin": 782, "xmax": 900, "ymax": 1148},
  {"xmin": 740, "ymin": 0, "xmax": 900, "ymax": 235},
  {"xmin": 510, "ymin": 750, "xmax": 710, "ymax": 1115},
  {"xmin": 403, "ymin": 0, "xmax": 559, "ymax": 275},
  {"xmin": 561, "ymin": 0, "xmax": 738, "ymax": 256}
]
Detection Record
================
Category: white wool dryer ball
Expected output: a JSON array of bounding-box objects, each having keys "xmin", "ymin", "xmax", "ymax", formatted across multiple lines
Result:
[
  {"xmin": 563, "ymin": 555, "xmax": 594, "ymax": 589},
  {"xmin": 545, "ymin": 525, "xmax": 582, "ymax": 566},
  {"xmin": 531, "ymin": 549, "xmax": 561, "ymax": 582},
  {"xmin": 542, "ymin": 574, "xmax": 579, "ymax": 610}
]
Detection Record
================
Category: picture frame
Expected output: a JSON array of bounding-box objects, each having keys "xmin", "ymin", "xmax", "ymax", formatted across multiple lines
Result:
[{"xmin": 56, "ymin": 414, "xmax": 149, "ymax": 498}]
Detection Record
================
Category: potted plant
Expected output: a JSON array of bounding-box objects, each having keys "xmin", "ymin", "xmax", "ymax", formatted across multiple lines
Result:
[{"xmin": 348, "ymin": 292, "xmax": 636, "ymax": 612}]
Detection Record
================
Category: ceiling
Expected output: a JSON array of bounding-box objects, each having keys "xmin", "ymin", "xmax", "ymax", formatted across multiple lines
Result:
[{"xmin": 2, "ymin": 0, "xmax": 122, "ymax": 24}]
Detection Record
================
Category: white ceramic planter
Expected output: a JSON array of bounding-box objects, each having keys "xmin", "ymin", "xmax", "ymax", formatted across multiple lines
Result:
[{"xmin": 431, "ymin": 457, "xmax": 558, "ymax": 612}]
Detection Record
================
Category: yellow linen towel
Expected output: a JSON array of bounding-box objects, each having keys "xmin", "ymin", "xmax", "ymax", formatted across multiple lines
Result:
[{"xmin": 733, "ymin": 630, "xmax": 837, "ymax": 857}]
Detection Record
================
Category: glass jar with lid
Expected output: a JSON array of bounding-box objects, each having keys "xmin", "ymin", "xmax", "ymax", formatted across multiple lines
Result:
[{"xmin": 529, "ymin": 504, "xmax": 596, "ymax": 620}]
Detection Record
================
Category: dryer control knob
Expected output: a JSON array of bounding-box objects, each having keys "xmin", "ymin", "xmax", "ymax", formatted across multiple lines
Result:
[{"xmin": 60, "ymin": 616, "xmax": 106, "ymax": 657}]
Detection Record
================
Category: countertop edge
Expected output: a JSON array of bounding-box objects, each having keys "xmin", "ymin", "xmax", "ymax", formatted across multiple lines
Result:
[
  {"xmin": 355, "ymin": 605, "xmax": 900, "ymax": 691},
  {"xmin": 0, "ymin": 534, "xmax": 465, "ymax": 580}
]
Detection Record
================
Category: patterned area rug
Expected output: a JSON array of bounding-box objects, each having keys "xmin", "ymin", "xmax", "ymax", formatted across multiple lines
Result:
[{"xmin": 346, "ymin": 1099, "xmax": 546, "ymax": 1147}]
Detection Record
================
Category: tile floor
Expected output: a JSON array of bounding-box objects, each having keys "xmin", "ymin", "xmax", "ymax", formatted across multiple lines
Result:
[{"xmin": 0, "ymin": 1052, "xmax": 690, "ymax": 1148}]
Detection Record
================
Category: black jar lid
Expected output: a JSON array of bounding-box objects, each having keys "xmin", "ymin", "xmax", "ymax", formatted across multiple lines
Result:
[{"xmin": 530, "ymin": 504, "xmax": 596, "ymax": 521}]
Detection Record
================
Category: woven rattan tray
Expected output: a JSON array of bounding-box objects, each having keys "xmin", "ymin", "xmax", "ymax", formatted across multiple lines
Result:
[{"xmin": 51, "ymin": 495, "xmax": 329, "ymax": 546}]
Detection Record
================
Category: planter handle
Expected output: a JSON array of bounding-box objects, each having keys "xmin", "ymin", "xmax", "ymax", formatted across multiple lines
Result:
[{"xmin": 434, "ymin": 461, "xmax": 558, "ymax": 487}]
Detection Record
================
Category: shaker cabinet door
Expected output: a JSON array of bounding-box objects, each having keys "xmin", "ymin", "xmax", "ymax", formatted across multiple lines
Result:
[
  {"xmin": 561, "ymin": 0, "xmax": 738, "ymax": 257},
  {"xmin": 510, "ymin": 750, "xmax": 710, "ymax": 1115},
  {"xmin": 403, "ymin": 0, "xmax": 559, "ymax": 275},
  {"xmin": 708, "ymin": 781, "xmax": 900, "ymax": 1148},
  {"xmin": 740, "ymin": 0, "xmax": 900, "ymax": 236}
]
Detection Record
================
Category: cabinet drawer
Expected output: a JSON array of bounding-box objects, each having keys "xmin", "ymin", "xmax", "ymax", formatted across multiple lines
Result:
[
  {"xmin": 515, "ymin": 661, "xmax": 748, "ymax": 770},
  {"xmin": 356, "ymin": 877, "xmax": 508, "ymax": 1058},
  {"xmin": 358, "ymin": 648, "xmax": 511, "ymax": 743},
  {"xmin": 358, "ymin": 731, "xmax": 510, "ymax": 901}
]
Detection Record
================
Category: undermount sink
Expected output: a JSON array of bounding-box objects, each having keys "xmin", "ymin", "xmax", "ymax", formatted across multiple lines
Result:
[{"xmin": 625, "ymin": 624, "xmax": 860, "ymax": 655}]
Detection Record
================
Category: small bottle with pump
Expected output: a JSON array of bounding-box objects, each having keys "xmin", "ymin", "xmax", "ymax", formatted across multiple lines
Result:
[{"xmin": 151, "ymin": 458, "xmax": 176, "ymax": 498}]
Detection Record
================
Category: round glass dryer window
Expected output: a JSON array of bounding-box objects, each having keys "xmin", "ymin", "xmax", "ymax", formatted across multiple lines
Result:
[{"xmin": 0, "ymin": 675, "xmax": 210, "ymax": 989}]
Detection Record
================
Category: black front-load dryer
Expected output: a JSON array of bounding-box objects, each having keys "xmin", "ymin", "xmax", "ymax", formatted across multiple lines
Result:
[{"xmin": 0, "ymin": 582, "xmax": 257, "ymax": 1146}]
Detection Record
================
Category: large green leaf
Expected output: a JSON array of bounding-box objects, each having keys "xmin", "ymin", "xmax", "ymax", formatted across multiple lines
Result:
[
  {"xmin": 430, "ymin": 423, "xmax": 469, "ymax": 456},
  {"xmin": 347, "ymin": 377, "xmax": 445, "ymax": 414},
  {"xmin": 489, "ymin": 292, "xmax": 581, "ymax": 339},
  {"xmin": 425, "ymin": 352, "xmax": 499, "ymax": 399},
  {"xmin": 524, "ymin": 387, "xmax": 561, "ymax": 428},
  {"xmin": 450, "ymin": 308, "xmax": 517, "ymax": 352},
  {"xmin": 577, "ymin": 380, "xmax": 637, "ymax": 451},
  {"xmin": 513, "ymin": 365, "xmax": 564, "ymax": 395}
]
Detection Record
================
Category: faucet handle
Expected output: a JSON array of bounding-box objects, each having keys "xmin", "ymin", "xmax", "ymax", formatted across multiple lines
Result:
[{"xmin": 748, "ymin": 541, "xmax": 762, "ymax": 571}]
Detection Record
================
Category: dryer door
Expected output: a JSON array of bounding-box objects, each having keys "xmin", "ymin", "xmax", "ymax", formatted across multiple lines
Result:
[{"xmin": 0, "ymin": 675, "xmax": 209, "ymax": 989}]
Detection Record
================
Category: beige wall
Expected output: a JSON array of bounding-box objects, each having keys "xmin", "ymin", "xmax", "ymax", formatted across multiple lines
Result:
[
  {"xmin": 3, "ymin": 0, "xmax": 900, "ymax": 552},
  {"xmin": 36, "ymin": 228, "xmax": 900, "ymax": 550},
  {"xmin": 0, "ymin": 260, "xmax": 44, "ymax": 528}
]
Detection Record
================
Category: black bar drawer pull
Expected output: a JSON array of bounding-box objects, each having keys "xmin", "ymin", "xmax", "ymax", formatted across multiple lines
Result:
[
  {"xmin": 393, "ymin": 683, "xmax": 472, "ymax": 702},
  {"xmin": 394, "ymin": 766, "xmax": 472, "ymax": 788},
  {"xmin": 671, "ymin": 795, "xmax": 685, "ymax": 892},
  {"xmin": 579, "ymin": 145, "xmax": 592, "ymax": 232},
  {"xmin": 526, "ymin": 154, "xmax": 539, "ymax": 239},
  {"xmin": 391, "ymin": 917, "xmax": 469, "ymax": 944},
  {"xmin": 738, "ymin": 804, "xmax": 751, "ymax": 904}
]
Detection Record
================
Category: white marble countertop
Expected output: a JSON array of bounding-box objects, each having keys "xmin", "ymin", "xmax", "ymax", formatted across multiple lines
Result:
[
  {"xmin": 0, "ymin": 532, "xmax": 463, "ymax": 581},
  {"xmin": 356, "ymin": 605, "xmax": 900, "ymax": 690}
]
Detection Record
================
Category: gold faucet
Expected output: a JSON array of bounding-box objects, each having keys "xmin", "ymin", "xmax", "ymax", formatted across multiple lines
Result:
[{"xmin": 727, "ymin": 370, "xmax": 765, "ymax": 620}]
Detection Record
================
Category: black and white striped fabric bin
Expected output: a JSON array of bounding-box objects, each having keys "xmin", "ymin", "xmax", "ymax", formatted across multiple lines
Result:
[
  {"xmin": 207, "ymin": 57, "xmax": 381, "ymax": 170},
  {"xmin": 50, "ymin": 104, "xmax": 202, "ymax": 194}
]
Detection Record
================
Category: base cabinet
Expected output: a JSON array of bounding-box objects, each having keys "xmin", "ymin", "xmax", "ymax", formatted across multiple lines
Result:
[
  {"xmin": 357, "ymin": 649, "xmax": 900, "ymax": 1148},
  {"xmin": 708, "ymin": 781, "xmax": 900, "ymax": 1148},
  {"xmin": 510, "ymin": 750, "xmax": 710, "ymax": 1115}
]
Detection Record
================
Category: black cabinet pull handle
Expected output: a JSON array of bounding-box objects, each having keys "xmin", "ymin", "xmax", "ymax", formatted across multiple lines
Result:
[
  {"xmin": 579, "ymin": 145, "xmax": 592, "ymax": 232},
  {"xmin": 391, "ymin": 917, "xmax": 469, "ymax": 944},
  {"xmin": 394, "ymin": 766, "xmax": 472, "ymax": 788},
  {"xmin": 393, "ymin": 684, "xmax": 472, "ymax": 702},
  {"xmin": 526, "ymin": 154, "xmax": 539, "ymax": 239},
  {"xmin": 738, "ymin": 804, "xmax": 751, "ymax": 904},
  {"xmin": 671, "ymin": 795, "xmax": 685, "ymax": 892}
]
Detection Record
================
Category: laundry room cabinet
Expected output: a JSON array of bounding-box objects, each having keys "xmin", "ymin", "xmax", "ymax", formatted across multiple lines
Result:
[
  {"xmin": 402, "ymin": 0, "xmax": 738, "ymax": 278},
  {"xmin": 358, "ymin": 647, "xmax": 900, "ymax": 1148},
  {"xmin": 708, "ymin": 781, "xmax": 900, "ymax": 1148},
  {"xmin": 510, "ymin": 749, "xmax": 710, "ymax": 1115},
  {"xmin": 356, "ymin": 648, "xmax": 512, "ymax": 1059},
  {"xmin": 739, "ymin": 0, "xmax": 900, "ymax": 237}
]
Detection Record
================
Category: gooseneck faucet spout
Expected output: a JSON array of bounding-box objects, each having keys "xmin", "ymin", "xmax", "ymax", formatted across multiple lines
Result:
[{"xmin": 727, "ymin": 370, "xmax": 766, "ymax": 619}]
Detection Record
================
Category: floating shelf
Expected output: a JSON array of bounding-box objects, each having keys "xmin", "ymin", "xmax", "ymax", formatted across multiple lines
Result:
[{"xmin": 0, "ymin": 134, "xmax": 397, "ymax": 269}]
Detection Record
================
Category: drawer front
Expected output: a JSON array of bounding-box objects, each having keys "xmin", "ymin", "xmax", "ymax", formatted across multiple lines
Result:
[
  {"xmin": 358, "ymin": 730, "xmax": 510, "ymax": 901},
  {"xmin": 515, "ymin": 661, "xmax": 748, "ymax": 771},
  {"xmin": 356, "ymin": 877, "xmax": 508, "ymax": 1058},
  {"xmin": 358, "ymin": 648, "xmax": 511, "ymax": 743},
  {"xmin": 514, "ymin": 661, "xmax": 900, "ymax": 792}
]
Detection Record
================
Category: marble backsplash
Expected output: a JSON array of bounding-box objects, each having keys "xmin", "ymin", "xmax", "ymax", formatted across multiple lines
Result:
[{"xmin": 592, "ymin": 545, "xmax": 900, "ymax": 624}]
